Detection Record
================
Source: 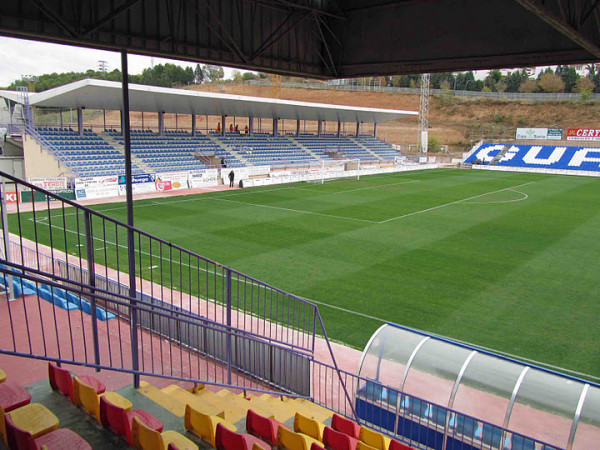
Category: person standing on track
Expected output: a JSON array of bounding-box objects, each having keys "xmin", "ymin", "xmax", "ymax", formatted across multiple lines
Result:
[{"xmin": 228, "ymin": 170, "xmax": 235, "ymax": 188}]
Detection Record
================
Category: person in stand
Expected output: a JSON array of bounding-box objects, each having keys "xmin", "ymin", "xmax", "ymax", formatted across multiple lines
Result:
[
  {"xmin": 221, "ymin": 157, "xmax": 226, "ymax": 168},
  {"xmin": 216, "ymin": 122, "xmax": 221, "ymax": 133},
  {"xmin": 235, "ymin": 124, "xmax": 239, "ymax": 133},
  {"xmin": 228, "ymin": 170, "xmax": 235, "ymax": 188},
  {"xmin": 244, "ymin": 125, "xmax": 249, "ymax": 134},
  {"xmin": 229, "ymin": 123, "xmax": 234, "ymax": 133}
]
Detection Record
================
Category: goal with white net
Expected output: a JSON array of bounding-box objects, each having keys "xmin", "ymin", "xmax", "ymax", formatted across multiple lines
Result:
[{"xmin": 316, "ymin": 159, "xmax": 361, "ymax": 184}]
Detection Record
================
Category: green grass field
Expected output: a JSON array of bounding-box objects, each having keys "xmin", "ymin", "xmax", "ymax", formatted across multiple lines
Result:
[{"xmin": 16, "ymin": 168, "xmax": 600, "ymax": 379}]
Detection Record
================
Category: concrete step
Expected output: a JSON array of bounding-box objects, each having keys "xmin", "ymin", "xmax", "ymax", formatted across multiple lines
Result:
[
  {"xmin": 137, "ymin": 380, "xmax": 187, "ymax": 417},
  {"xmin": 192, "ymin": 388, "xmax": 249, "ymax": 423},
  {"xmin": 161, "ymin": 385, "xmax": 224, "ymax": 418}
]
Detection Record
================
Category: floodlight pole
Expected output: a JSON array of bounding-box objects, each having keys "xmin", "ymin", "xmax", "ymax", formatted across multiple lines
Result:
[{"xmin": 121, "ymin": 49, "xmax": 139, "ymax": 388}]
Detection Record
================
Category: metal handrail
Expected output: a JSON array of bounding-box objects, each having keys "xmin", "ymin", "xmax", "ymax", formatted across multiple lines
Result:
[{"xmin": 0, "ymin": 169, "xmax": 357, "ymax": 420}]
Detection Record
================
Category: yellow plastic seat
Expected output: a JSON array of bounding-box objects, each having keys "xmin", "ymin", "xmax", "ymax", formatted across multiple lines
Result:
[
  {"xmin": 132, "ymin": 416, "xmax": 198, "ymax": 450},
  {"xmin": 184, "ymin": 404, "xmax": 236, "ymax": 447},
  {"xmin": 73, "ymin": 376, "xmax": 131, "ymax": 422},
  {"xmin": 8, "ymin": 403, "xmax": 59, "ymax": 439},
  {"xmin": 278, "ymin": 425, "xmax": 320, "ymax": 450},
  {"xmin": 357, "ymin": 441, "xmax": 379, "ymax": 450},
  {"xmin": 359, "ymin": 427, "xmax": 391, "ymax": 450},
  {"xmin": 0, "ymin": 370, "xmax": 6, "ymax": 383},
  {"xmin": 293, "ymin": 412, "xmax": 325, "ymax": 441}
]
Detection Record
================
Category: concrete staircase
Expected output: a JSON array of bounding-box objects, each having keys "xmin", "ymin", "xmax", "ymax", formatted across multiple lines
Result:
[
  {"xmin": 99, "ymin": 131, "xmax": 151, "ymax": 173},
  {"xmin": 491, "ymin": 145, "xmax": 510, "ymax": 165},
  {"xmin": 203, "ymin": 134, "xmax": 251, "ymax": 166},
  {"xmin": 346, "ymin": 135, "xmax": 382, "ymax": 160}
]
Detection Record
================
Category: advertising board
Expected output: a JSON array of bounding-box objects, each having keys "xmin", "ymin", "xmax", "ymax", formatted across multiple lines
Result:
[
  {"xmin": 75, "ymin": 176, "xmax": 119, "ymax": 200},
  {"xmin": 188, "ymin": 169, "xmax": 218, "ymax": 188},
  {"xmin": 155, "ymin": 171, "xmax": 189, "ymax": 191},
  {"xmin": 27, "ymin": 177, "xmax": 68, "ymax": 191},
  {"xmin": 516, "ymin": 128, "xmax": 564, "ymax": 140},
  {"xmin": 567, "ymin": 128, "xmax": 600, "ymax": 141},
  {"xmin": 117, "ymin": 173, "xmax": 156, "ymax": 195}
]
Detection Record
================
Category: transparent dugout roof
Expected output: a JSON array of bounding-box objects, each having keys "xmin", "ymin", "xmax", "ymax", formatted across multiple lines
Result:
[{"xmin": 357, "ymin": 324, "xmax": 600, "ymax": 449}]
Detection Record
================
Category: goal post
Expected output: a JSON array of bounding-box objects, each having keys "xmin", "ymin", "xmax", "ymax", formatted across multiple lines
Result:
[{"xmin": 320, "ymin": 159, "xmax": 361, "ymax": 184}]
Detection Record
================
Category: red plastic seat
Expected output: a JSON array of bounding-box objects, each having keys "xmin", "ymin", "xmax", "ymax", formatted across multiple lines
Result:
[
  {"xmin": 5, "ymin": 414, "xmax": 91, "ymax": 450},
  {"xmin": 216, "ymin": 422, "xmax": 270, "ymax": 450},
  {"xmin": 167, "ymin": 444, "xmax": 179, "ymax": 450},
  {"xmin": 48, "ymin": 363, "xmax": 105, "ymax": 402},
  {"xmin": 311, "ymin": 443, "xmax": 326, "ymax": 450},
  {"xmin": 331, "ymin": 414, "xmax": 360, "ymax": 440},
  {"xmin": 389, "ymin": 439, "xmax": 414, "ymax": 450},
  {"xmin": 0, "ymin": 382, "xmax": 32, "ymax": 414},
  {"xmin": 246, "ymin": 408, "xmax": 288, "ymax": 446},
  {"xmin": 99, "ymin": 395, "xmax": 163, "ymax": 445},
  {"xmin": 323, "ymin": 426, "xmax": 359, "ymax": 450}
]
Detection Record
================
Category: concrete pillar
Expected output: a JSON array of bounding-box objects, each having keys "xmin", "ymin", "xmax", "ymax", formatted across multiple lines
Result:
[
  {"xmin": 374, "ymin": 123, "xmax": 378, "ymax": 138},
  {"xmin": 77, "ymin": 108, "xmax": 84, "ymax": 135},
  {"xmin": 337, "ymin": 121, "xmax": 341, "ymax": 138},
  {"xmin": 249, "ymin": 117, "xmax": 254, "ymax": 135},
  {"xmin": 191, "ymin": 114, "xmax": 196, "ymax": 136},
  {"xmin": 141, "ymin": 111, "xmax": 144, "ymax": 130},
  {"xmin": 158, "ymin": 112, "xmax": 165, "ymax": 135},
  {"xmin": 356, "ymin": 121, "xmax": 360, "ymax": 137},
  {"xmin": 221, "ymin": 114, "xmax": 226, "ymax": 136},
  {"xmin": 296, "ymin": 119, "xmax": 300, "ymax": 137},
  {"xmin": 273, "ymin": 118, "xmax": 278, "ymax": 136},
  {"xmin": 317, "ymin": 120, "xmax": 322, "ymax": 137}
]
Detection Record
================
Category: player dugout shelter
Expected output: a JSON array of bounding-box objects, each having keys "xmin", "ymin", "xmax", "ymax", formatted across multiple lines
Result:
[{"xmin": 357, "ymin": 323, "xmax": 600, "ymax": 449}]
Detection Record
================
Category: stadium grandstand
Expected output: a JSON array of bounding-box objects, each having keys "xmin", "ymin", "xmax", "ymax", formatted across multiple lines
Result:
[{"xmin": 1, "ymin": 1, "xmax": 600, "ymax": 450}]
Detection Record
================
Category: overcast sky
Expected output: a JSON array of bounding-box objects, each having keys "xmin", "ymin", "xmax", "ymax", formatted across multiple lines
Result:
[{"xmin": 0, "ymin": 36, "xmax": 237, "ymax": 87}]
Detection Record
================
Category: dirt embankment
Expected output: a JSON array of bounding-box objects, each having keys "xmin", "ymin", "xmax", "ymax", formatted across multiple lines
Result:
[{"xmin": 94, "ymin": 83, "xmax": 600, "ymax": 154}]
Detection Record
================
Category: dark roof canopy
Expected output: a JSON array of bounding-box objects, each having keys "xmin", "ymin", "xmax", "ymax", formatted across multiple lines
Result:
[{"xmin": 1, "ymin": 0, "xmax": 599, "ymax": 79}]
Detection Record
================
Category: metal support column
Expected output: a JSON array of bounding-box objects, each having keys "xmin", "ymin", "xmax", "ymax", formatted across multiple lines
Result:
[
  {"xmin": 221, "ymin": 115, "xmax": 226, "ymax": 136},
  {"xmin": 249, "ymin": 117, "xmax": 254, "ymax": 135},
  {"xmin": 296, "ymin": 120, "xmax": 301, "ymax": 137},
  {"xmin": 273, "ymin": 118, "xmax": 278, "ymax": 136},
  {"xmin": 317, "ymin": 120, "xmax": 322, "ymax": 137},
  {"xmin": 158, "ymin": 112, "xmax": 164, "ymax": 135},
  {"xmin": 337, "ymin": 121, "xmax": 341, "ymax": 138},
  {"xmin": 226, "ymin": 269, "xmax": 232, "ymax": 385},
  {"xmin": 374, "ymin": 123, "xmax": 378, "ymax": 138},
  {"xmin": 77, "ymin": 108, "xmax": 83, "ymax": 135},
  {"xmin": 84, "ymin": 211, "xmax": 101, "ymax": 372},
  {"xmin": 356, "ymin": 122, "xmax": 360, "ymax": 137},
  {"xmin": 141, "ymin": 111, "xmax": 144, "ymax": 130},
  {"xmin": 121, "ymin": 49, "xmax": 139, "ymax": 388},
  {"xmin": 191, "ymin": 115, "xmax": 196, "ymax": 136}
]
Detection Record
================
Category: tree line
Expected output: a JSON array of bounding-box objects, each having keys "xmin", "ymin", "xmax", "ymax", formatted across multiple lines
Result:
[
  {"xmin": 6, "ymin": 63, "xmax": 267, "ymax": 92},
  {"xmin": 381, "ymin": 65, "xmax": 599, "ymax": 94},
  {"xmin": 7, "ymin": 62, "xmax": 600, "ymax": 95}
]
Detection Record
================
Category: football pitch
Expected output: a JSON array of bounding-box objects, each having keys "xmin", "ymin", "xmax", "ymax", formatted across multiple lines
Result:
[{"xmin": 19, "ymin": 168, "xmax": 600, "ymax": 378}]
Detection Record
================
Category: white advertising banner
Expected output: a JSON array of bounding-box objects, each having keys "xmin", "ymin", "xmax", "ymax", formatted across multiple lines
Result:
[
  {"xmin": 155, "ymin": 171, "xmax": 189, "ymax": 192},
  {"xmin": 516, "ymin": 128, "xmax": 549, "ymax": 140},
  {"xmin": 117, "ymin": 173, "xmax": 156, "ymax": 195},
  {"xmin": 28, "ymin": 177, "xmax": 68, "ymax": 191},
  {"xmin": 75, "ymin": 175, "xmax": 119, "ymax": 200},
  {"xmin": 188, "ymin": 169, "xmax": 219, "ymax": 188}
]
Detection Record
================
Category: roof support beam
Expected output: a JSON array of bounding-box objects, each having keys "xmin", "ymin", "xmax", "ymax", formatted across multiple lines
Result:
[{"xmin": 515, "ymin": 0, "xmax": 600, "ymax": 59}]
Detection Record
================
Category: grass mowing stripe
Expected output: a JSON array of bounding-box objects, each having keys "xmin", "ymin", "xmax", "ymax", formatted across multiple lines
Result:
[
  {"xmin": 378, "ymin": 181, "xmax": 536, "ymax": 223},
  {"xmin": 208, "ymin": 197, "xmax": 379, "ymax": 223}
]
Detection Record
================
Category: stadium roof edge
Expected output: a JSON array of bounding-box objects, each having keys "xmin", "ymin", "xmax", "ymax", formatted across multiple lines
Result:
[{"xmin": 8, "ymin": 79, "xmax": 416, "ymax": 124}]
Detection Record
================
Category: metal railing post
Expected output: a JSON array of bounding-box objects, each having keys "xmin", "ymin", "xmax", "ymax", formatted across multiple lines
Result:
[
  {"xmin": 226, "ymin": 268, "xmax": 232, "ymax": 385},
  {"xmin": 84, "ymin": 211, "xmax": 101, "ymax": 371},
  {"xmin": 0, "ymin": 177, "xmax": 14, "ymax": 301}
]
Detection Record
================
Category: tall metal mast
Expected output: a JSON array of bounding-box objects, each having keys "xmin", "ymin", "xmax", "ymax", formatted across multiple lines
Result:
[{"xmin": 418, "ymin": 73, "xmax": 430, "ymax": 153}]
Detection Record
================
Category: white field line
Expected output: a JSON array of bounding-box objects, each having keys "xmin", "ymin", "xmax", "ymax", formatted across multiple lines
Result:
[
  {"xmin": 208, "ymin": 197, "xmax": 378, "ymax": 223},
  {"xmin": 378, "ymin": 181, "xmax": 536, "ymax": 224},
  {"xmin": 464, "ymin": 189, "xmax": 528, "ymax": 204}
]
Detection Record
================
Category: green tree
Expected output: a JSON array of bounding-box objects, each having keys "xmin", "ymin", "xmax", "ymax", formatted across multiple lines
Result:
[
  {"xmin": 231, "ymin": 70, "xmax": 243, "ymax": 83},
  {"xmin": 555, "ymin": 65, "xmax": 579, "ymax": 92},
  {"xmin": 518, "ymin": 79, "xmax": 539, "ymax": 93},
  {"xmin": 539, "ymin": 72, "xmax": 565, "ymax": 93},
  {"xmin": 203, "ymin": 65, "xmax": 225, "ymax": 83},
  {"xmin": 242, "ymin": 72, "xmax": 257, "ymax": 81},
  {"xmin": 194, "ymin": 64, "xmax": 204, "ymax": 84},
  {"xmin": 506, "ymin": 69, "xmax": 529, "ymax": 92}
]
